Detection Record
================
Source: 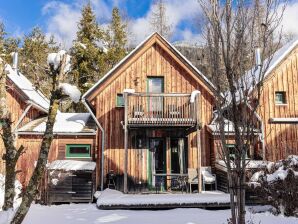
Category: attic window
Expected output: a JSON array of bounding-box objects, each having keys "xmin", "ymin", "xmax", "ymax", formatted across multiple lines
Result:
[{"xmin": 275, "ymin": 91, "xmax": 286, "ymax": 105}]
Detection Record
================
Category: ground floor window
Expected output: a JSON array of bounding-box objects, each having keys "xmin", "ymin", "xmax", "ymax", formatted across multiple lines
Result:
[{"xmin": 66, "ymin": 144, "xmax": 91, "ymax": 158}]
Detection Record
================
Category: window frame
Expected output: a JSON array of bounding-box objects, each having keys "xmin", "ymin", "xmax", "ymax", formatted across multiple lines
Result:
[
  {"xmin": 65, "ymin": 144, "xmax": 91, "ymax": 158},
  {"xmin": 275, "ymin": 91, "xmax": 287, "ymax": 105},
  {"xmin": 116, "ymin": 93, "xmax": 125, "ymax": 107}
]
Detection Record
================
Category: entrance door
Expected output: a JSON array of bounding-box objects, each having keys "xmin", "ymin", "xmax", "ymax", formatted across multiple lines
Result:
[
  {"xmin": 171, "ymin": 138, "xmax": 188, "ymax": 174},
  {"xmin": 147, "ymin": 77, "xmax": 164, "ymax": 117},
  {"xmin": 149, "ymin": 138, "xmax": 166, "ymax": 187}
]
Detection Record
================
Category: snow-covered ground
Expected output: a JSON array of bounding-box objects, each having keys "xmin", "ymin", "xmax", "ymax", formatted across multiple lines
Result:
[
  {"xmin": 22, "ymin": 203, "xmax": 298, "ymax": 224},
  {"xmin": 97, "ymin": 189, "xmax": 230, "ymax": 208}
]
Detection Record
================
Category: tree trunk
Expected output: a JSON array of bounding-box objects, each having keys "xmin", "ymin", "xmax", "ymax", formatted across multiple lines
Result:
[
  {"xmin": 0, "ymin": 60, "xmax": 22, "ymax": 211},
  {"xmin": 11, "ymin": 72, "xmax": 60, "ymax": 224}
]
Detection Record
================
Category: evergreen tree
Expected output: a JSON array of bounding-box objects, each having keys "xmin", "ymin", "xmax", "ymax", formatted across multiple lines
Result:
[
  {"xmin": 71, "ymin": 2, "xmax": 106, "ymax": 96},
  {"xmin": 106, "ymin": 7, "xmax": 127, "ymax": 68},
  {"xmin": 19, "ymin": 27, "xmax": 59, "ymax": 96}
]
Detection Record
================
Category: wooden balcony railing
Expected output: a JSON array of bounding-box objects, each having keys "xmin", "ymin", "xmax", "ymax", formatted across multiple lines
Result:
[{"xmin": 124, "ymin": 92, "xmax": 198, "ymax": 127}]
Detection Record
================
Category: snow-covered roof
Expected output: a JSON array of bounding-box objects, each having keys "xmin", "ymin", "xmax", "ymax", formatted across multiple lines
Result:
[
  {"xmin": 83, "ymin": 32, "xmax": 216, "ymax": 100},
  {"xmin": 269, "ymin": 117, "xmax": 298, "ymax": 123},
  {"xmin": 207, "ymin": 118, "xmax": 235, "ymax": 134},
  {"xmin": 235, "ymin": 38, "xmax": 298, "ymax": 102},
  {"xmin": 5, "ymin": 65, "xmax": 50, "ymax": 112},
  {"xmin": 17, "ymin": 113, "xmax": 96, "ymax": 135},
  {"xmin": 47, "ymin": 160, "xmax": 96, "ymax": 171}
]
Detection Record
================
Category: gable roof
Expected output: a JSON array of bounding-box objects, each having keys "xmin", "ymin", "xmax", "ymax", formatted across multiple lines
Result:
[
  {"xmin": 83, "ymin": 32, "xmax": 216, "ymax": 101},
  {"xmin": 5, "ymin": 64, "xmax": 50, "ymax": 112},
  {"xmin": 238, "ymin": 38, "xmax": 298, "ymax": 101}
]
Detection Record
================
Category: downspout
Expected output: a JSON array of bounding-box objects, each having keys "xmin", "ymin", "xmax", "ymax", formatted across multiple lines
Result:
[
  {"xmin": 246, "ymin": 103, "xmax": 266, "ymax": 160},
  {"xmin": 82, "ymin": 98, "xmax": 105, "ymax": 191}
]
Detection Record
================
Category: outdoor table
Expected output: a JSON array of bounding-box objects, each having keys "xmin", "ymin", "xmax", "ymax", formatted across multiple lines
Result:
[{"xmin": 152, "ymin": 173, "xmax": 188, "ymax": 193}]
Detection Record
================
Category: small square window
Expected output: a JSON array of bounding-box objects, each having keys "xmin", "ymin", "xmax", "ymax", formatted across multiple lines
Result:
[
  {"xmin": 66, "ymin": 144, "xmax": 91, "ymax": 158},
  {"xmin": 275, "ymin": 91, "xmax": 286, "ymax": 104},
  {"xmin": 116, "ymin": 93, "xmax": 124, "ymax": 107}
]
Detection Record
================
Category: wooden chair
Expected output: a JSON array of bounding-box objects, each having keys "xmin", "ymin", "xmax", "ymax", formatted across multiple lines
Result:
[
  {"xmin": 188, "ymin": 168, "xmax": 198, "ymax": 193},
  {"xmin": 201, "ymin": 166, "xmax": 217, "ymax": 191}
]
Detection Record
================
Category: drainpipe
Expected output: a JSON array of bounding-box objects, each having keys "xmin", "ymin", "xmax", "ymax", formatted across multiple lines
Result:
[
  {"xmin": 246, "ymin": 103, "xmax": 266, "ymax": 160},
  {"xmin": 82, "ymin": 98, "xmax": 105, "ymax": 191}
]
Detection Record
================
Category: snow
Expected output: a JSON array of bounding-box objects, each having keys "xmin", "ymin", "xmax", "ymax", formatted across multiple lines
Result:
[
  {"xmin": 0, "ymin": 174, "xmax": 22, "ymax": 224},
  {"xmin": 18, "ymin": 112, "xmax": 92, "ymax": 133},
  {"xmin": 201, "ymin": 170, "xmax": 216, "ymax": 183},
  {"xmin": 190, "ymin": 90, "xmax": 200, "ymax": 103},
  {"xmin": 5, "ymin": 64, "xmax": 50, "ymax": 111},
  {"xmin": 97, "ymin": 189, "xmax": 229, "ymax": 207},
  {"xmin": 47, "ymin": 160, "xmax": 96, "ymax": 171},
  {"xmin": 77, "ymin": 42, "xmax": 87, "ymax": 49},
  {"xmin": 51, "ymin": 179, "xmax": 59, "ymax": 186},
  {"xmin": 0, "ymin": 174, "xmax": 22, "ymax": 210},
  {"xmin": 270, "ymin": 117, "xmax": 298, "ymax": 123},
  {"xmin": 267, "ymin": 167, "xmax": 288, "ymax": 182},
  {"xmin": 47, "ymin": 50, "xmax": 71, "ymax": 73},
  {"xmin": 59, "ymin": 83, "xmax": 81, "ymax": 103},
  {"xmin": 123, "ymin": 89, "xmax": 135, "ymax": 94},
  {"xmin": 20, "ymin": 203, "xmax": 298, "ymax": 224}
]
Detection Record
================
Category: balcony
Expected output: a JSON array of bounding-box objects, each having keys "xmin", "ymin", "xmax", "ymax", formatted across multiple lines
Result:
[{"xmin": 124, "ymin": 92, "xmax": 199, "ymax": 128}]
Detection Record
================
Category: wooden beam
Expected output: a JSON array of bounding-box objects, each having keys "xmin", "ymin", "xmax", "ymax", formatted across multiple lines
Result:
[
  {"xmin": 196, "ymin": 93, "xmax": 202, "ymax": 193},
  {"xmin": 124, "ymin": 92, "xmax": 128, "ymax": 193}
]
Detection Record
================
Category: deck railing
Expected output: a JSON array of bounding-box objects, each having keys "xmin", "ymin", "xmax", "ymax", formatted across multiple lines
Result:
[{"xmin": 124, "ymin": 92, "xmax": 198, "ymax": 127}]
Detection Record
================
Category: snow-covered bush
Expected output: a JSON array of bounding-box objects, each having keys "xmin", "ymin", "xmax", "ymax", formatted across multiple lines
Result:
[{"xmin": 249, "ymin": 155, "xmax": 298, "ymax": 217}]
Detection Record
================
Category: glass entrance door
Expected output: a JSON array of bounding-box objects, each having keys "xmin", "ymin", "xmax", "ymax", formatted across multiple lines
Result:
[
  {"xmin": 149, "ymin": 138, "xmax": 166, "ymax": 187},
  {"xmin": 171, "ymin": 138, "xmax": 188, "ymax": 174}
]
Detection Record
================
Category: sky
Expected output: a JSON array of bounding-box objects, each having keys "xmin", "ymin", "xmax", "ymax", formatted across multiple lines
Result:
[{"xmin": 0, "ymin": 0, "xmax": 298, "ymax": 49}]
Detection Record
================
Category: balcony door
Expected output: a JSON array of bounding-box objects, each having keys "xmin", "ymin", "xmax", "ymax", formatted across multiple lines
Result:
[{"xmin": 147, "ymin": 77, "xmax": 164, "ymax": 117}]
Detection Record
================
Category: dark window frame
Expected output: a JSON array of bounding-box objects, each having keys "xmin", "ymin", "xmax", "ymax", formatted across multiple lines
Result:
[{"xmin": 66, "ymin": 144, "xmax": 91, "ymax": 158}]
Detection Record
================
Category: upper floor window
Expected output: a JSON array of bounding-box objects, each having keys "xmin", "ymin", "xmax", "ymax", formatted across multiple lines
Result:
[
  {"xmin": 116, "ymin": 93, "xmax": 124, "ymax": 107},
  {"xmin": 275, "ymin": 91, "xmax": 286, "ymax": 105},
  {"xmin": 66, "ymin": 144, "xmax": 91, "ymax": 158}
]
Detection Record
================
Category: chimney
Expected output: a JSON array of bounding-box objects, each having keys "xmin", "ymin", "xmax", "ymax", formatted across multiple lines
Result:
[
  {"xmin": 255, "ymin": 48, "xmax": 262, "ymax": 67},
  {"xmin": 12, "ymin": 52, "xmax": 18, "ymax": 71}
]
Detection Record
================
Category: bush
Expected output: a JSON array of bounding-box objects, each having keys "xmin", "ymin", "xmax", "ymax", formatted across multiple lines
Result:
[{"xmin": 249, "ymin": 155, "xmax": 298, "ymax": 217}]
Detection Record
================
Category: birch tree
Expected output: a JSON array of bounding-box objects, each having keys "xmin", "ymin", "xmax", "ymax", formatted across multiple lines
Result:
[{"xmin": 198, "ymin": 0, "xmax": 285, "ymax": 223}]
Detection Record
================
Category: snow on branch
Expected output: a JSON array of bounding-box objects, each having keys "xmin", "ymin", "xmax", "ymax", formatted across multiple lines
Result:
[
  {"xmin": 59, "ymin": 83, "xmax": 81, "ymax": 103},
  {"xmin": 47, "ymin": 50, "xmax": 71, "ymax": 73}
]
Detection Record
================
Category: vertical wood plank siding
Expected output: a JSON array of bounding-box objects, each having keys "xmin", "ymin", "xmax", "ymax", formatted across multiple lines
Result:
[
  {"xmin": 90, "ymin": 39, "xmax": 214, "ymax": 188},
  {"xmin": 258, "ymin": 47, "xmax": 298, "ymax": 161}
]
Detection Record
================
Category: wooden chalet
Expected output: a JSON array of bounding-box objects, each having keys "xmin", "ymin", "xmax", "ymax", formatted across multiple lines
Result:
[
  {"xmin": 83, "ymin": 32, "xmax": 216, "ymax": 193},
  {"xmin": 0, "ymin": 59, "xmax": 97, "ymax": 203}
]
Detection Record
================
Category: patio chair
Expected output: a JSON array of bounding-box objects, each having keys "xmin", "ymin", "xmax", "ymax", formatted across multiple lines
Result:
[
  {"xmin": 201, "ymin": 167, "xmax": 217, "ymax": 191},
  {"xmin": 188, "ymin": 168, "xmax": 198, "ymax": 193},
  {"xmin": 133, "ymin": 105, "xmax": 144, "ymax": 118}
]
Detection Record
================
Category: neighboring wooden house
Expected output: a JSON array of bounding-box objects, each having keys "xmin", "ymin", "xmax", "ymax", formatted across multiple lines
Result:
[
  {"xmin": 82, "ymin": 32, "xmax": 216, "ymax": 192},
  {"xmin": 0, "ymin": 60, "xmax": 97, "ymax": 202},
  {"xmin": 207, "ymin": 39, "xmax": 298, "ymax": 175}
]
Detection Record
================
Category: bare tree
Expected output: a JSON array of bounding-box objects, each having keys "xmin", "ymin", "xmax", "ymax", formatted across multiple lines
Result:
[
  {"xmin": 150, "ymin": 0, "xmax": 172, "ymax": 39},
  {"xmin": 199, "ymin": 0, "xmax": 285, "ymax": 223}
]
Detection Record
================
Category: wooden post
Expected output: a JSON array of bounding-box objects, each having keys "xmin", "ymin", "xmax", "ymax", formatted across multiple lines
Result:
[
  {"xmin": 124, "ymin": 92, "xmax": 128, "ymax": 194},
  {"xmin": 196, "ymin": 92, "xmax": 202, "ymax": 193}
]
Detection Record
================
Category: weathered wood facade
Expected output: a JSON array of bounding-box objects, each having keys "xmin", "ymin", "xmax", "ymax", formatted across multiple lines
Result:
[
  {"xmin": 257, "ymin": 43, "xmax": 298, "ymax": 161},
  {"xmin": 84, "ymin": 33, "xmax": 215, "ymax": 192}
]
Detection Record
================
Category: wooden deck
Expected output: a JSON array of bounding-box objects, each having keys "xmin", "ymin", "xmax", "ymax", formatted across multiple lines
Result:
[{"xmin": 96, "ymin": 190, "xmax": 230, "ymax": 210}]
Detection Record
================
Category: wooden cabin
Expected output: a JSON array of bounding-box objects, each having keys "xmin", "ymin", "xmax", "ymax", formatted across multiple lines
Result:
[
  {"xmin": 82, "ymin": 32, "xmax": 216, "ymax": 192},
  {"xmin": 255, "ymin": 40, "xmax": 298, "ymax": 161},
  {"xmin": 0, "ymin": 62, "xmax": 97, "ymax": 203}
]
